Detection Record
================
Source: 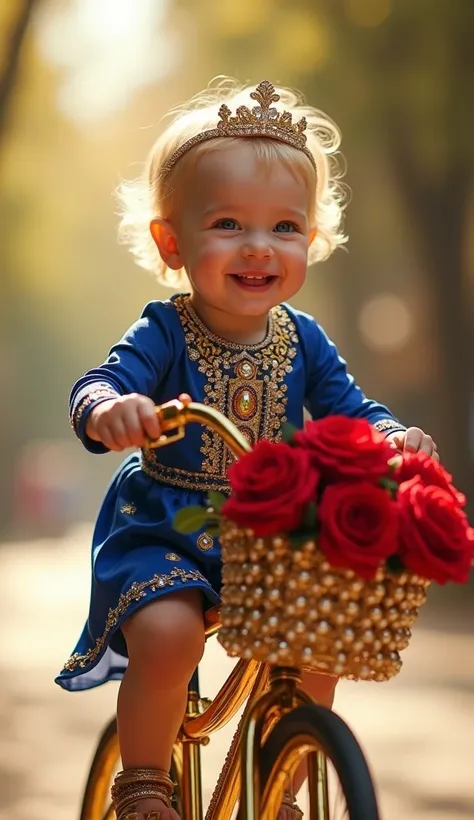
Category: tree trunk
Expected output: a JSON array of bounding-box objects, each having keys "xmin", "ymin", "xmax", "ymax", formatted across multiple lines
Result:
[
  {"xmin": 415, "ymin": 175, "xmax": 473, "ymax": 503},
  {"xmin": 379, "ymin": 2, "xmax": 474, "ymax": 509},
  {"xmin": 0, "ymin": 0, "xmax": 38, "ymax": 144},
  {"xmin": 390, "ymin": 145, "xmax": 473, "ymax": 510},
  {"xmin": 0, "ymin": 0, "xmax": 39, "ymax": 533}
]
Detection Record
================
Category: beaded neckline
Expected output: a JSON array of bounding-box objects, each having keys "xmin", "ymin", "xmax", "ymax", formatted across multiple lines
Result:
[{"xmin": 172, "ymin": 293, "xmax": 275, "ymax": 351}]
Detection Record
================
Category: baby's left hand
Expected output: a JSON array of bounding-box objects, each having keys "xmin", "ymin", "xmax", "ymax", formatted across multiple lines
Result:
[{"xmin": 387, "ymin": 427, "xmax": 439, "ymax": 461}]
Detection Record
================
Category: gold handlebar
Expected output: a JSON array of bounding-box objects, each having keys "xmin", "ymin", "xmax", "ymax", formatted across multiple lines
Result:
[{"xmin": 147, "ymin": 396, "xmax": 252, "ymax": 458}]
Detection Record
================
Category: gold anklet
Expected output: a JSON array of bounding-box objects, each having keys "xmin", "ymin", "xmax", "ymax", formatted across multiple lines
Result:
[
  {"xmin": 111, "ymin": 768, "xmax": 174, "ymax": 820},
  {"xmin": 122, "ymin": 814, "xmax": 161, "ymax": 820}
]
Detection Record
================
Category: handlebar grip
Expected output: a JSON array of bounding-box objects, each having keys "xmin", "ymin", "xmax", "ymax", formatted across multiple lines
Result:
[{"xmin": 145, "ymin": 397, "xmax": 252, "ymax": 458}]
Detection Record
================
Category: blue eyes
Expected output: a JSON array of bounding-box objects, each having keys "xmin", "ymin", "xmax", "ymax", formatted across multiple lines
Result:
[
  {"xmin": 213, "ymin": 219, "xmax": 298, "ymax": 233},
  {"xmin": 275, "ymin": 221, "xmax": 297, "ymax": 233},
  {"xmin": 214, "ymin": 219, "xmax": 239, "ymax": 230}
]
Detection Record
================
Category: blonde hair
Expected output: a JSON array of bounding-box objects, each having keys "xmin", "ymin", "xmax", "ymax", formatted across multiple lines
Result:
[{"xmin": 117, "ymin": 78, "xmax": 348, "ymax": 288}]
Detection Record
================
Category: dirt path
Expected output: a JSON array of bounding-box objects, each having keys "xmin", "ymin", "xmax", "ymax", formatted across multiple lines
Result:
[{"xmin": 1, "ymin": 526, "xmax": 473, "ymax": 819}]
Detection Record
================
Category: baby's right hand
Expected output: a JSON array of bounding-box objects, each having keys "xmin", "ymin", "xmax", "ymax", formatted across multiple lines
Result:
[{"xmin": 85, "ymin": 393, "xmax": 162, "ymax": 451}]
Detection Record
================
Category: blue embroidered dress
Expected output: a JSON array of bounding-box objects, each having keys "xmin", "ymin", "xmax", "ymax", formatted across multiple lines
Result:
[{"xmin": 56, "ymin": 294, "xmax": 405, "ymax": 691}]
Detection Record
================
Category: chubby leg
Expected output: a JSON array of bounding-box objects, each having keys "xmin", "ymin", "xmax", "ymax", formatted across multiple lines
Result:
[
  {"xmin": 278, "ymin": 671, "xmax": 338, "ymax": 819},
  {"xmin": 117, "ymin": 588, "xmax": 205, "ymax": 819}
]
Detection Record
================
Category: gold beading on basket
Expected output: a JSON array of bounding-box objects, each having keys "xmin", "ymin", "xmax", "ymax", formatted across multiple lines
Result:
[{"xmin": 218, "ymin": 523, "xmax": 429, "ymax": 681}]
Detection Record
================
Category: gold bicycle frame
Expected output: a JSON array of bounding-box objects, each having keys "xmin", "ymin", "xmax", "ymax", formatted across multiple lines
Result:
[
  {"xmin": 150, "ymin": 397, "xmax": 331, "ymax": 820},
  {"xmin": 86, "ymin": 398, "xmax": 330, "ymax": 820}
]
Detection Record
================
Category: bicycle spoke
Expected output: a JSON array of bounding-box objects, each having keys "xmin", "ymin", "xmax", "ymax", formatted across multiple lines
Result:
[
  {"xmin": 325, "ymin": 762, "xmax": 349, "ymax": 820},
  {"xmin": 332, "ymin": 782, "xmax": 350, "ymax": 820}
]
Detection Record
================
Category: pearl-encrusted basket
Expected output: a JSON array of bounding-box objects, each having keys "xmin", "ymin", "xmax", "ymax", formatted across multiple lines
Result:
[{"xmin": 218, "ymin": 523, "xmax": 430, "ymax": 681}]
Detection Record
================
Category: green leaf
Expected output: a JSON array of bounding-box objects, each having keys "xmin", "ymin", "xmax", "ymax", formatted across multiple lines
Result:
[
  {"xmin": 386, "ymin": 554, "xmax": 406, "ymax": 575},
  {"xmin": 388, "ymin": 456, "xmax": 400, "ymax": 472},
  {"xmin": 205, "ymin": 510, "xmax": 221, "ymax": 522},
  {"xmin": 204, "ymin": 522, "xmax": 221, "ymax": 537},
  {"xmin": 173, "ymin": 506, "xmax": 208, "ymax": 534},
  {"xmin": 208, "ymin": 490, "xmax": 227, "ymax": 513},
  {"xmin": 302, "ymin": 501, "xmax": 318, "ymax": 529},
  {"xmin": 289, "ymin": 531, "xmax": 313, "ymax": 550},
  {"xmin": 379, "ymin": 477, "xmax": 399, "ymax": 496},
  {"xmin": 281, "ymin": 422, "xmax": 300, "ymax": 444}
]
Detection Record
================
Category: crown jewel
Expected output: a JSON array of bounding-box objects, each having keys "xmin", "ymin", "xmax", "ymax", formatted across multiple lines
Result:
[{"xmin": 160, "ymin": 81, "xmax": 315, "ymax": 176}]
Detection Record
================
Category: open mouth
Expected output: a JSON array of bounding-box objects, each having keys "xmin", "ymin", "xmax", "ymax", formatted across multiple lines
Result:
[{"xmin": 230, "ymin": 274, "xmax": 276, "ymax": 289}]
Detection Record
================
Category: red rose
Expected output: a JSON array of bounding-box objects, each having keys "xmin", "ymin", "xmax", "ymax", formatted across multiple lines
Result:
[
  {"xmin": 395, "ymin": 451, "xmax": 466, "ymax": 507},
  {"xmin": 293, "ymin": 416, "xmax": 393, "ymax": 482},
  {"xmin": 222, "ymin": 440, "xmax": 320, "ymax": 537},
  {"xmin": 318, "ymin": 482, "xmax": 399, "ymax": 579},
  {"xmin": 397, "ymin": 478, "xmax": 473, "ymax": 584}
]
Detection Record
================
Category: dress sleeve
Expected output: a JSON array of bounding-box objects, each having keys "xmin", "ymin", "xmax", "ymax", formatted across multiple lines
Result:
[
  {"xmin": 69, "ymin": 301, "xmax": 176, "ymax": 453},
  {"xmin": 301, "ymin": 313, "xmax": 406, "ymax": 436}
]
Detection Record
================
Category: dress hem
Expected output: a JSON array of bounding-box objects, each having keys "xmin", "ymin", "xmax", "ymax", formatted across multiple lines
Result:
[{"xmin": 55, "ymin": 577, "xmax": 220, "ymax": 691}]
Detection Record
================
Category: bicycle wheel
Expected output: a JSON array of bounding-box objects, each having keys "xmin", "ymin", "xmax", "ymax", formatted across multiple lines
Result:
[
  {"xmin": 258, "ymin": 704, "xmax": 379, "ymax": 820},
  {"xmin": 79, "ymin": 717, "xmax": 183, "ymax": 819}
]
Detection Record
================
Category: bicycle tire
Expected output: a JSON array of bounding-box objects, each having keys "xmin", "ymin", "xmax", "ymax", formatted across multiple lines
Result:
[
  {"xmin": 79, "ymin": 717, "xmax": 183, "ymax": 819},
  {"xmin": 258, "ymin": 704, "xmax": 380, "ymax": 820}
]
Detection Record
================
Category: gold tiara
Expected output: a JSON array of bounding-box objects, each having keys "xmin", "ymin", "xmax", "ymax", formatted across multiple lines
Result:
[{"xmin": 160, "ymin": 80, "xmax": 316, "ymax": 176}]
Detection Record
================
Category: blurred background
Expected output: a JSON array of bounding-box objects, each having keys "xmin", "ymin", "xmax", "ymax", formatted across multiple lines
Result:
[{"xmin": 0, "ymin": 1, "xmax": 473, "ymax": 819}]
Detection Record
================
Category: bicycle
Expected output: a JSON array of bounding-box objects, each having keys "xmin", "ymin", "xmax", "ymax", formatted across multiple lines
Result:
[{"xmin": 79, "ymin": 398, "xmax": 386, "ymax": 820}]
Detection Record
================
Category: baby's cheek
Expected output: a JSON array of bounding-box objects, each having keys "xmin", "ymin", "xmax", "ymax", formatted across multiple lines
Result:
[
  {"xmin": 198, "ymin": 238, "xmax": 230, "ymax": 262},
  {"xmin": 287, "ymin": 238, "xmax": 310, "ymax": 265}
]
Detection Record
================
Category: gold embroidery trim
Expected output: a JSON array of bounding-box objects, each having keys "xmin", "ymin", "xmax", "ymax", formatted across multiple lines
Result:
[
  {"xmin": 62, "ymin": 568, "xmax": 211, "ymax": 673},
  {"xmin": 71, "ymin": 387, "xmax": 119, "ymax": 431},
  {"xmin": 140, "ymin": 457, "xmax": 232, "ymax": 492},
  {"xmin": 373, "ymin": 419, "xmax": 406, "ymax": 434},
  {"xmin": 120, "ymin": 503, "xmax": 137, "ymax": 515},
  {"xmin": 165, "ymin": 552, "xmax": 181, "ymax": 561},
  {"xmin": 140, "ymin": 295, "xmax": 298, "ymax": 492}
]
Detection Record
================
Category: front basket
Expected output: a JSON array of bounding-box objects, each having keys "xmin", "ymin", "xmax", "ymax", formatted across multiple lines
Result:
[{"xmin": 218, "ymin": 524, "xmax": 429, "ymax": 681}]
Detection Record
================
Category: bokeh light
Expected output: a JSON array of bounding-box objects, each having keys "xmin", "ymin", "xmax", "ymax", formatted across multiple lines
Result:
[
  {"xmin": 273, "ymin": 10, "xmax": 331, "ymax": 73},
  {"xmin": 358, "ymin": 293, "xmax": 413, "ymax": 352},
  {"xmin": 35, "ymin": 0, "xmax": 175, "ymax": 122},
  {"xmin": 211, "ymin": 0, "xmax": 272, "ymax": 36},
  {"xmin": 344, "ymin": 0, "xmax": 392, "ymax": 28}
]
